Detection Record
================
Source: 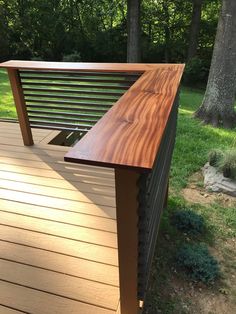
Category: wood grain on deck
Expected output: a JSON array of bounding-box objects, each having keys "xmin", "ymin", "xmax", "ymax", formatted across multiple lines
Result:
[{"xmin": 0, "ymin": 122, "xmax": 119, "ymax": 314}]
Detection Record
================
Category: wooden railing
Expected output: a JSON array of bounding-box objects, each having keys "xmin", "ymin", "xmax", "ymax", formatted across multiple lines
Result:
[{"xmin": 0, "ymin": 61, "xmax": 184, "ymax": 314}]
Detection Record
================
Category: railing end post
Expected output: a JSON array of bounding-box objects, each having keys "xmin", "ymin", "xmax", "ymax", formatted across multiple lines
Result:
[{"xmin": 7, "ymin": 68, "xmax": 34, "ymax": 146}]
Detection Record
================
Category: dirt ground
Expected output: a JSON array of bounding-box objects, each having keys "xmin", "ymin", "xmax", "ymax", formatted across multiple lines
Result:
[
  {"xmin": 182, "ymin": 171, "xmax": 236, "ymax": 208},
  {"xmin": 180, "ymin": 171, "xmax": 236, "ymax": 314}
]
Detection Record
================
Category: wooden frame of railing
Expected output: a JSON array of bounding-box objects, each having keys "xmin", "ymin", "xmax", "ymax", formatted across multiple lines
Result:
[{"xmin": 0, "ymin": 61, "xmax": 184, "ymax": 314}]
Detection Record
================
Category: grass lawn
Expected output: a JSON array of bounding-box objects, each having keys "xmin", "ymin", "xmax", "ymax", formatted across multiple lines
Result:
[
  {"xmin": 0, "ymin": 69, "xmax": 15, "ymax": 118},
  {"xmin": 0, "ymin": 69, "xmax": 236, "ymax": 313}
]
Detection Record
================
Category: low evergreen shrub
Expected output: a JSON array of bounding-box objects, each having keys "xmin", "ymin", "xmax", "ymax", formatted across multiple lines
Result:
[
  {"xmin": 62, "ymin": 51, "xmax": 81, "ymax": 62},
  {"xmin": 172, "ymin": 209, "xmax": 205, "ymax": 235},
  {"xmin": 208, "ymin": 148, "xmax": 236, "ymax": 179},
  {"xmin": 208, "ymin": 149, "xmax": 224, "ymax": 167},
  {"xmin": 176, "ymin": 243, "xmax": 220, "ymax": 284},
  {"xmin": 218, "ymin": 150, "xmax": 236, "ymax": 179}
]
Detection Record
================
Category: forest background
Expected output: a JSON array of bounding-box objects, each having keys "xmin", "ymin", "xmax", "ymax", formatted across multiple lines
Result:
[{"xmin": 0, "ymin": 0, "xmax": 220, "ymax": 87}]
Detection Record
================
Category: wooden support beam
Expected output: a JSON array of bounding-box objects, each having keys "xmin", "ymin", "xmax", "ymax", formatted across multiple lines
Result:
[
  {"xmin": 7, "ymin": 69, "xmax": 33, "ymax": 146},
  {"xmin": 115, "ymin": 169, "xmax": 140, "ymax": 314}
]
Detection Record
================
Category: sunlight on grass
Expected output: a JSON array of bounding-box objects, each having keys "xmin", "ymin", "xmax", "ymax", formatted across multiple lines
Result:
[
  {"xmin": 0, "ymin": 69, "xmax": 16, "ymax": 118},
  {"xmin": 179, "ymin": 108, "xmax": 194, "ymax": 115},
  {"xmin": 209, "ymin": 127, "xmax": 236, "ymax": 142}
]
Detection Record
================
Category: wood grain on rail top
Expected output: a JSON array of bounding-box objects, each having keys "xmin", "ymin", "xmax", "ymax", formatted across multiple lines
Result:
[
  {"xmin": 65, "ymin": 65, "xmax": 184, "ymax": 171},
  {"xmin": 0, "ymin": 60, "xmax": 183, "ymax": 73}
]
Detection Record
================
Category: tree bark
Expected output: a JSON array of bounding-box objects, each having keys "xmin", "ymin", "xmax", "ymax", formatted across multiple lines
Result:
[
  {"xmin": 187, "ymin": 0, "xmax": 203, "ymax": 60},
  {"xmin": 195, "ymin": 0, "xmax": 236, "ymax": 128},
  {"xmin": 127, "ymin": 0, "xmax": 141, "ymax": 63},
  {"xmin": 162, "ymin": 1, "xmax": 171, "ymax": 62}
]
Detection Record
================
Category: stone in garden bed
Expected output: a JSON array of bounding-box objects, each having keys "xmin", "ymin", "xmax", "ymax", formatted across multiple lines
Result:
[{"xmin": 203, "ymin": 162, "xmax": 236, "ymax": 197}]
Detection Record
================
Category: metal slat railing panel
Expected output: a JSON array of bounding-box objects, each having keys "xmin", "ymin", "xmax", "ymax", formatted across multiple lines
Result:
[
  {"xmin": 137, "ymin": 95, "xmax": 179, "ymax": 300},
  {"xmin": 18, "ymin": 70, "xmax": 140, "ymax": 137}
]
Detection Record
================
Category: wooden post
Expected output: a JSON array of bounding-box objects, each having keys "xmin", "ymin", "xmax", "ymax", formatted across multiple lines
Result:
[
  {"xmin": 115, "ymin": 168, "xmax": 140, "ymax": 314},
  {"xmin": 7, "ymin": 69, "xmax": 33, "ymax": 146}
]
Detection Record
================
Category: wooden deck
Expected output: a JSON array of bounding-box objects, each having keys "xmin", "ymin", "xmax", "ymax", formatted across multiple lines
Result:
[{"xmin": 0, "ymin": 121, "xmax": 120, "ymax": 314}]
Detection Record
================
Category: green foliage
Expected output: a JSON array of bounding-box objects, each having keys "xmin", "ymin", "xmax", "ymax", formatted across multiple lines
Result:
[
  {"xmin": 172, "ymin": 209, "xmax": 205, "ymax": 235},
  {"xmin": 208, "ymin": 149, "xmax": 224, "ymax": 167},
  {"xmin": 31, "ymin": 56, "xmax": 44, "ymax": 61},
  {"xmin": 183, "ymin": 57, "xmax": 208, "ymax": 85},
  {"xmin": 62, "ymin": 52, "xmax": 82, "ymax": 62},
  {"xmin": 0, "ymin": 0, "xmax": 220, "ymax": 77},
  {"xmin": 218, "ymin": 150, "xmax": 236, "ymax": 179},
  {"xmin": 0, "ymin": 70, "xmax": 15, "ymax": 118},
  {"xmin": 176, "ymin": 243, "xmax": 220, "ymax": 284}
]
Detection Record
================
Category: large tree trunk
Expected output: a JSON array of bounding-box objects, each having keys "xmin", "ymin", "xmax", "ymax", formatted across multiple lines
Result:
[
  {"xmin": 195, "ymin": 0, "xmax": 236, "ymax": 128},
  {"xmin": 187, "ymin": 0, "xmax": 203, "ymax": 60},
  {"xmin": 162, "ymin": 1, "xmax": 171, "ymax": 62},
  {"xmin": 127, "ymin": 0, "xmax": 141, "ymax": 62}
]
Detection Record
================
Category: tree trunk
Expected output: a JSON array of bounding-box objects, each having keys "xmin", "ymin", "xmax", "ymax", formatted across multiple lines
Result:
[
  {"xmin": 195, "ymin": 0, "xmax": 236, "ymax": 128},
  {"xmin": 187, "ymin": 0, "xmax": 203, "ymax": 60},
  {"xmin": 162, "ymin": 1, "xmax": 171, "ymax": 62},
  {"xmin": 127, "ymin": 0, "xmax": 141, "ymax": 63}
]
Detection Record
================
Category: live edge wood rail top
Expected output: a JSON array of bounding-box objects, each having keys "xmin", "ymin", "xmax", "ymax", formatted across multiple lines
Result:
[{"xmin": 0, "ymin": 61, "xmax": 184, "ymax": 171}]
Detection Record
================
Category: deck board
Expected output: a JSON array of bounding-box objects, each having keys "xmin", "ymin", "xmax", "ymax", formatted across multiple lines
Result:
[
  {"xmin": 0, "ymin": 188, "xmax": 116, "ymax": 219},
  {"xmin": 0, "ymin": 305, "xmax": 26, "ymax": 314},
  {"xmin": 0, "ymin": 241, "xmax": 119, "ymax": 286},
  {"xmin": 0, "ymin": 176, "xmax": 115, "ymax": 207},
  {"xmin": 0, "ymin": 199, "xmax": 116, "ymax": 232},
  {"xmin": 0, "ymin": 122, "xmax": 119, "ymax": 313}
]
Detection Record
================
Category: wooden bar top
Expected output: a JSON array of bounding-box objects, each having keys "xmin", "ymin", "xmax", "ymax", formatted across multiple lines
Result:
[
  {"xmin": 64, "ymin": 64, "xmax": 184, "ymax": 171},
  {"xmin": 0, "ymin": 61, "xmax": 184, "ymax": 171},
  {"xmin": 0, "ymin": 60, "xmax": 182, "ymax": 73}
]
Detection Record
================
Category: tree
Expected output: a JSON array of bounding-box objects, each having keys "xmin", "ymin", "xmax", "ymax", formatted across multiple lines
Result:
[
  {"xmin": 162, "ymin": 1, "xmax": 171, "ymax": 62},
  {"xmin": 127, "ymin": 0, "xmax": 141, "ymax": 62},
  {"xmin": 187, "ymin": 0, "xmax": 203, "ymax": 60},
  {"xmin": 195, "ymin": 0, "xmax": 236, "ymax": 128},
  {"xmin": 0, "ymin": 1, "xmax": 10, "ymax": 61}
]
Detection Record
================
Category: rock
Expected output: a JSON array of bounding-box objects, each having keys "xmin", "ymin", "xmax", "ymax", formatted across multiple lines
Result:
[{"xmin": 202, "ymin": 163, "xmax": 236, "ymax": 197}]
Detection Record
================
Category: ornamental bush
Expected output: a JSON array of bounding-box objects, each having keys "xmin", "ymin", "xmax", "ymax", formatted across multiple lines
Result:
[
  {"xmin": 172, "ymin": 210, "xmax": 205, "ymax": 235},
  {"xmin": 176, "ymin": 243, "xmax": 220, "ymax": 284},
  {"xmin": 208, "ymin": 149, "xmax": 236, "ymax": 179},
  {"xmin": 218, "ymin": 150, "xmax": 236, "ymax": 179},
  {"xmin": 208, "ymin": 149, "xmax": 224, "ymax": 167},
  {"xmin": 63, "ymin": 51, "xmax": 82, "ymax": 62}
]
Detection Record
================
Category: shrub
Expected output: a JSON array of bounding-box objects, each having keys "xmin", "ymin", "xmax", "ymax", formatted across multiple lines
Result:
[
  {"xmin": 62, "ymin": 51, "xmax": 81, "ymax": 62},
  {"xmin": 183, "ymin": 57, "xmax": 208, "ymax": 85},
  {"xmin": 176, "ymin": 243, "xmax": 220, "ymax": 284},
  {"xmin": 208, "ymin": 149, "xmax": 224, "ymax": 167},
  {"xmin": 218, "ymin": 150, "xmax": 236, "ymax": 179},
  {"xmin": 31, "ymin": 56, "xmax": 43, "ymax": 61},
  {"xmin": 172, "ymin": 210, "xmax": 205, "ymax": 235}
]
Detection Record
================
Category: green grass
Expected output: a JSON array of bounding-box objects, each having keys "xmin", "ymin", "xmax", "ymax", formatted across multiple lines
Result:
[{"xmin": 0, "ymin": 69, "xmax": 16, "ymax": 118}]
